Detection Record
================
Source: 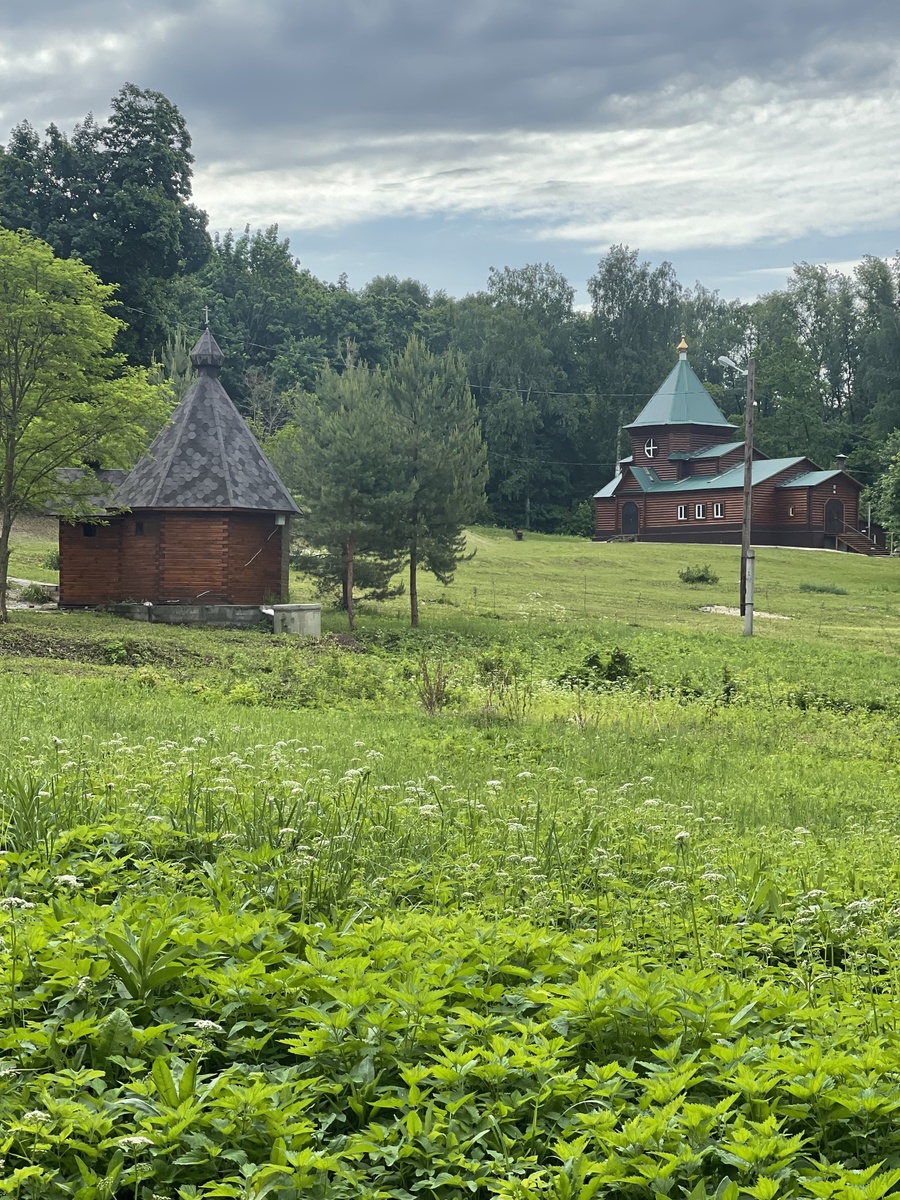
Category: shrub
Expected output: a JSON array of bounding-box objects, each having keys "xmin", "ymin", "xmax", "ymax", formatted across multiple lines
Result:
[
  {"xmin": 42, "ymin": 549, "xmax": 60, "ymax": 570},
  {"xmin": 557, "ymin": 500, "xmax": 595, "ymax": 538},
  {"xmin": 800, "ymin": 581, "xmax": 848, "ymax": 595},
  {"xmin": 20, "ymin": 582, "xmax": 52, "ymax": 603},
  {"xmin": 678, "ymin": 563, "xmax": 719, "ymax": 585},
  {"xmin": 558, "ymin": 645, "xmax": 641, "ymax": 689}
]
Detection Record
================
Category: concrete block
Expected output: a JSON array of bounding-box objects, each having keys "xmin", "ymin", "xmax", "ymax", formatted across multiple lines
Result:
[{"xmin": 272, "ymin": 603, "xmax": 322, "ymax": 636}]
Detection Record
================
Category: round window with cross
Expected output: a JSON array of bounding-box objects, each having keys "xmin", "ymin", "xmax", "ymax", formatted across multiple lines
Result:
[{"xmin": 643, "ymin": 437, "xmax": 658, "ymax": 459}]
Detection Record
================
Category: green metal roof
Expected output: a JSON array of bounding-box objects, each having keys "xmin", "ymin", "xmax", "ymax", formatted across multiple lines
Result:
[
  {"xmin": 688, "ymin": 440, "xmax": 745, "ymax": 459},
  {"xmin": 626, "ymin": 359, "xmax": 736, "ymax": 430},
  {"xmin": 776, "ymin": 469, "xmax": 853, "ymax": 489},
  {"xmin": 593, "ymin": 473, "xmax": 622, "ymax": 499},
  {"xmin": 595, "ymin": 457, "xmax": 807, "ymax": 498}
]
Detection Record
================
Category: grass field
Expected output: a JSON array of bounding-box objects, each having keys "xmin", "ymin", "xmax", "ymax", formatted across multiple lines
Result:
[{"xmin": 3, "ymin": 525, "xmax": 900, "ymax": 1198}]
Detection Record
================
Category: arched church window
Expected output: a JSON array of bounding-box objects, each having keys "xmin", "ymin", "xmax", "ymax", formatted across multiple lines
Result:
[{"xmin": 644, "ymin": 438, "xmax": 658, "ymax": 459}]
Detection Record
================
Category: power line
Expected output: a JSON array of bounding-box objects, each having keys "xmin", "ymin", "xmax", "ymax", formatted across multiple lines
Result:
[{"xmin": 470, "ymin": 382, "xmax": 656, "ymax": 399}]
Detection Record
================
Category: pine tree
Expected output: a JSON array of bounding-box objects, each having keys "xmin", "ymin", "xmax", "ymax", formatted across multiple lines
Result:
[
  {"xmin": 385, "ymin": 338, "xmax": 488, "ymax": 626},
  {"xmin": 267, "ymin": 360, "xmax": 408, "ymax": 630}
]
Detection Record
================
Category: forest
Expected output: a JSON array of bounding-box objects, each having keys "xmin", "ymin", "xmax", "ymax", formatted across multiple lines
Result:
[{"xmin": 2, "ymin": 83, "xmax": 900, "ymax": 535}]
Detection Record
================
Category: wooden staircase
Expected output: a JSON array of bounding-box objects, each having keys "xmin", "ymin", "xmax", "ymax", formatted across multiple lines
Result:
[{"xmin": 836, "ymin": 529, "xmax": 891, "ymax": 556}]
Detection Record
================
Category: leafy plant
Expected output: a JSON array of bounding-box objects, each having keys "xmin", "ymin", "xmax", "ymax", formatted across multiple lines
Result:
[
  {"xmin": 679, "ymin": 563, "xmax": 719, "ymax": 584},
  {"xmin": 19, "ymin": 583, "xmax": 52, "ymax": 604}
]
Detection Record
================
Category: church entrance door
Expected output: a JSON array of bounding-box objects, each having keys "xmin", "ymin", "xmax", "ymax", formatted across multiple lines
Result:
[
  {"xmin": 622, "ymin": 501, "xmax": 639, "ymax": 536},
  {"xmin": 824, "ymin": 498, "xmax": 844, "ymax": 547}
]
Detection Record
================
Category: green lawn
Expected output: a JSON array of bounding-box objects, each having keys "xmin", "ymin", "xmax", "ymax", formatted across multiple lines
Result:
[{"xmin": 3, "ymin": 526, "xmax": 900, "ymax": 1197}]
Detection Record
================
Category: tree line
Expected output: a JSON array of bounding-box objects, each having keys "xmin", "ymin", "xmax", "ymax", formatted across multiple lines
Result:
[{"xmin": 3, "ymin": 84, "xmax": 900, "ymax": 558}]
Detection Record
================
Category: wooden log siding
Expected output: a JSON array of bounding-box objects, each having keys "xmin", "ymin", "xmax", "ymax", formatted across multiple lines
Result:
[
  {"xmin": 59, "ymin": 511, "xmax": 289, "ymax": 606},
  {"xmin": 59, "ymin": 520, "xmax": 121, "ymax": 606},
  {"xmin": 225, "ymin": 513, "xmax": 285, "ymax": 604},
  {"xmin": 777, "ymin": 491, "xmax": 809, "ymax": 524},
  {"xmin": 809, "ymin": 476, "xmax": 859, "ymax": 529},
  {"xmin": 594, "ymin": 500, "xmax": 617, "ymax": 535},
  {"xmin": 159, "ymin": 514, "xmax": 228, "ymax": 602},
  {"xmin": 118, "ymin": 514, "xmax": 162, "ymax": 601}
]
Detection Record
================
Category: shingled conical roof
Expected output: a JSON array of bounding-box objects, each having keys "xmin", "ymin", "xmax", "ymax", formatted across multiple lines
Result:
[
  {"xmin": 625, "ymin": 355, "xmax": 736, "ymax": 431},
  {"xmin": 117, "ymin": 331, "xmax": 300, "ymax": 512}
]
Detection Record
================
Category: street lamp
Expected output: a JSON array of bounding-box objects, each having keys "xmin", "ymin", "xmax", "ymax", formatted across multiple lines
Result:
[{"xmin": 718, "ymin": 354, "xmax": 757, "ymax": 637}]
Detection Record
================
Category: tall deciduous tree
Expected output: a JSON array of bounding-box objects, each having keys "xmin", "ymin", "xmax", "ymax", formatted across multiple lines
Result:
[
  {"xmin": 266, "ymin": 360, "xmax": 407, "ymax": 630},
  {"xmin": 0, "ymin": 84, "xmax": 210, "ymax": 364},
  {"xmin": 385, "ymin": 338, "xmax": 488, "ymax": 626},
  {"xmin": 0, "ymin": 230, "xmax": 169, "ymax": 621}
]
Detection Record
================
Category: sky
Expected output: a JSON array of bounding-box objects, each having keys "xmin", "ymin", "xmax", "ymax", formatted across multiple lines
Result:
[{"xmin": 2, "ymin": 0, "xmax": 899, "ymax": 306}]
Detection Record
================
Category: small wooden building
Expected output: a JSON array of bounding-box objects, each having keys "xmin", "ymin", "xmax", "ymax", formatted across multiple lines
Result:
[
  {"xmin": 593, "ymin": 341, "xmax": 879, "ymax": 552},
  {"xmin": 59, "ymin": 330, "xmax": 301, "ymax": 607}
]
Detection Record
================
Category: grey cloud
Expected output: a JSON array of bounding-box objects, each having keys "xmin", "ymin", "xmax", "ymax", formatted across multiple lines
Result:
[{"xmin": 2, "ymin": 0, "xmax": 898, "ymax": 152}]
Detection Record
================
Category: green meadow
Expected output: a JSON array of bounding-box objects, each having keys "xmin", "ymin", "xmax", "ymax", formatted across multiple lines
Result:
[{"xmin": 3, "ymin": 527, "xmax": 900, "ymax": 1199}]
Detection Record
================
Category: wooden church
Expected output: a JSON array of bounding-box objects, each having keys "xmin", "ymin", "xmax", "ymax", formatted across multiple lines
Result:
[
  {"xmin": 58, "ymin": 329, "xmax": 301, "ymax": 607},
  {"xmin": 593, "ymin": 340, "xmax": 876, "ymax": 552}
]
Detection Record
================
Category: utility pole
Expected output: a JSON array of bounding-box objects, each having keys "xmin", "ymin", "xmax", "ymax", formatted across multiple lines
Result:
[
  {"xmin": 740, "ymin": 357, "xmax": 756, "ymax": 636},
  {"xmin": 719, "ymin": 352, "xmax": 757, "ymax": 637}
]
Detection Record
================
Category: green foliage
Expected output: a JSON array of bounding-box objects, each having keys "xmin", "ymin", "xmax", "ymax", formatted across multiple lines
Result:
[
  {"xmin": 268, "ymin": 358, "xmax": 408, "ymax": 628},
  {"xmin": 679, "ymin": 563, "xmax": 720, "ymax": 585},
  {"xmin": 18, "ymin": 583, "xmax": 51, "ymax": 604},
  {"xmin": 0, "ymin": 84, "xmax": 210, "ymax": 362},
  {"xmin": 385, "ymin": 337, "xmax": 489, "ymax": 623},
  {"xmin": 0, "ymin": 229, "xmax": 169, "ymax": 619},
  {"xmin": 799, "ymin": 581, "xmax": 848, "ymax": 594},
  {"xmin": 557, "ymin": 501, "xmax": 595, "ymax": 538},
  {"xmin": 2, "ymin": 455, "xmax": 900, "ymax": 1196},
  {"xmin": 41, "ymin": 549, "xmax": 60, "ymax": 571}
]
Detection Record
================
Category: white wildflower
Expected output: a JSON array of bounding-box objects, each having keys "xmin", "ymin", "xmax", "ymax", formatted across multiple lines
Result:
[
  {"xmin": 54, "ymin": 875, "xmax": 82, "ymax": 888},
  {"xmin": 192, "ymin": 1019, "xmax": 224, "ymax": 1034},
  {"xmin": 0, "ymin": 897, "xmax": 34, "ymax": 911}
]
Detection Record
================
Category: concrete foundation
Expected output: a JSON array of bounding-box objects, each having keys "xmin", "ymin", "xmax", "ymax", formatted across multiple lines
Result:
[
  {"xmin": 108, "ymin": 602, "xmax": 272, "ymax": 629},
  {"xmin": 272, "ymin": 603, "xmax": 322, "ymax": 636}
]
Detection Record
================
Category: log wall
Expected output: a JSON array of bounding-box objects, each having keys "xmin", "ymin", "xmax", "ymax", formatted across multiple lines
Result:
[
  {"xmin": 59, "ymin": 521, "xmax": 120, "ymax": 606},
  {"xmin": 59, "ymin": 510, "xmax": 289, "ymax": 607},
  {"xmin": 224, "ymin": 513, "xmax": 285, "ymax": 604}
]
